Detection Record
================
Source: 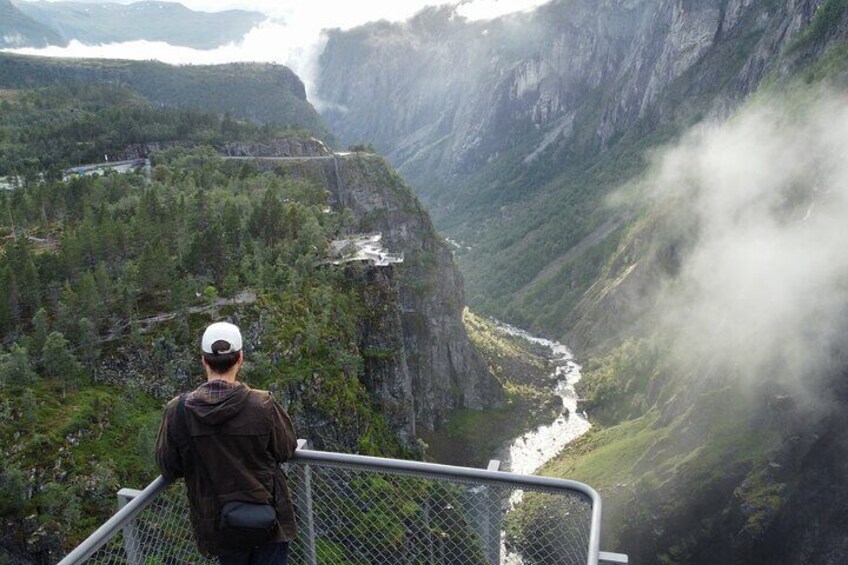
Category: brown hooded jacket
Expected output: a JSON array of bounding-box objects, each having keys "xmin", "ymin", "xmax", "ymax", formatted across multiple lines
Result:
[{"xmin": 155, "ymin": 381, "xmax": 297, "ymax": 556}]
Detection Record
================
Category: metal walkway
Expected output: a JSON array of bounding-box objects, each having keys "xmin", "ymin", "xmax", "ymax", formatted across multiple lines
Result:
[{"xmin": 58, "ymin": 441, "xmax": 627, "ymax": 565}]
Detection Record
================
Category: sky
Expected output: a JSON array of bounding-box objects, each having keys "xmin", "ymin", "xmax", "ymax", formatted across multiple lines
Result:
[
  {"xmin": 18, "ymin": 0, "xmax": 548, "ymax": 18},
  {"xmin": 9, "ymin": 0, "xmax": 551, "ymax": 105}
]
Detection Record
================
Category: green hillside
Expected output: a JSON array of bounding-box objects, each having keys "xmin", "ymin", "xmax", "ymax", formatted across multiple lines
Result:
[
  {"xmin": 0, "ymin": 53, "xmax": 334, "ymax": 143},
  {"xmin": 0, "ymin": 82, "xmax": 289, "ymax": 176},
  {"xmin": 0, "ymin": 84, "xmax": 398, "ymax": 561},
  {"xmin": 529, "ymin": 34, "xmax": 848, "ymax": 563}
]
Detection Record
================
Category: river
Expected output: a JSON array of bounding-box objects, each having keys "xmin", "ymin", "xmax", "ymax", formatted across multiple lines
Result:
[
  {"xmin": 490, "ymin": 322, "xmax": 592, "ymax": 565},
  {"xmin": 494, "ymin": 323, "xmax": 591, "ymax": 475}
]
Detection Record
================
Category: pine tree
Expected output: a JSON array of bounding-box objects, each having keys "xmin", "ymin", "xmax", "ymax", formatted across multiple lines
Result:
[
  {"xmin": 94, "ymin": 262, "xmax": 113, "ymax": 308},
  {"xmin": 77, "ymin": 318, "xmax": 100, "ymax": 370},
  {"xmin": 0, "ymin": 466, "xmax": 26, "ymax": 516},
  {"xmin": 31, "ymin": 308, "xmax": 50, "ymax": 360},
  {"xmin": 76, "ymin": 271, "xmax": 104, "ymax": 325},
  {"xmin": 2, "ymin": 344, "xmax": 37, "ymax": 386},
  {"xmin": 0, "ymin": 265, "xmax": 13, "ymax": 335},
  {"xmin": 20, "ymin": 389, "xmax": 37, "ymax": 426},
  {"xmin": 7, "ymin": 239, "xmax": 41, "ymax": 322},
  {"xmin": 42, "ymin": 331, "xmax": 84, "ymax": 397},
  {"xmin": 138, "ymin": 238, "xmax": 174, "ymax": 297}
]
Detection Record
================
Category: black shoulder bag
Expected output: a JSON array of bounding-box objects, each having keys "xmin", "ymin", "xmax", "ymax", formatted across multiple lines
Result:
[{"xmin": 177, "ymin": 394, "xmax": 278, "ymax": 549}]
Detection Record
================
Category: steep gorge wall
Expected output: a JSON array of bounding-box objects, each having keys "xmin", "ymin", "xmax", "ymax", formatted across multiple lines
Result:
[
  {"xmin": 334, "ymin": 156, "xmax": 503, "ymax": 431},
  {"xmin": 314, "ymin": 2, "xmax": 848, "ymax": 562},
  {"xmin": 318, "ymin": 0, "xmax": 822, "ymax": 192},
  {"xmin": 249, "ymin": 153, "xmax": 503, "ymax": 432},
  {"xmin": 316, "ymin": 0, "xmax": 834, "ymax": 342}
]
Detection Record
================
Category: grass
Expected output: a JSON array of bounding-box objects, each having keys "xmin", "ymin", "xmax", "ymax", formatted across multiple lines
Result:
[
  {"xmin": 0, "ymin": 90, "xmax": 20, "ymax": 103},
  {"xmin": 538, "ymin": 379, "xmax": 784, "ymax": 554},
  {"xmin": 787, "ymin": 0, "xmax": 848, "ymax": 54},
  {"xmin": 0, "ymin": 379, "xmax": 163, "ymax": 543},
  {"xmin": 542, "ymin": 411, "xmax": 662, "ymax": 487},
  {"xmin": 421, "ymin": 387, "xmax": 559, "ymax": 467},
  {"xmin": 421, "ymin": 310, "xmax": 560, "ymax": 467},
  {"xmin": 801, "ymin": 40, "xmax": 848, "ymax": 84}
]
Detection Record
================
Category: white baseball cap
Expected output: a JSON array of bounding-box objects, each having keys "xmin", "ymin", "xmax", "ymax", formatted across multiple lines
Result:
[{"xmin": 201, "ymin": 322, "xmax": 243, "ymax": 354}]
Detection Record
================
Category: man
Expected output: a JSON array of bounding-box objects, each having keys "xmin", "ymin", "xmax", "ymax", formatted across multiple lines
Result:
[{"xmin": 156, "ymin": 321, "xmax": 297, "ymax": 564}]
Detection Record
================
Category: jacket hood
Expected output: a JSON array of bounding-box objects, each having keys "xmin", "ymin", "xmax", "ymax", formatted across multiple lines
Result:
[{"xmin": 186, "ymin": 380, "xmax": 251, "ymax": 426}]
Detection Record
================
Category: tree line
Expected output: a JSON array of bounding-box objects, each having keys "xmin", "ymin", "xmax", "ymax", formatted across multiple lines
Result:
[{"xmin": 0, "ymin": 82, "xmax": 296, "ymax": 179}]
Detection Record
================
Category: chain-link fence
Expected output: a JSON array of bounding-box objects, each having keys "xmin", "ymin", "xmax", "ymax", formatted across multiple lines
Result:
[{"xmin": 65, "ymin": 448, "xmax": 601, "ymax": 565}]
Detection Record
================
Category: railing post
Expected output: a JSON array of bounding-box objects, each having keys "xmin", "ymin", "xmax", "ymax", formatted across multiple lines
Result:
[
  {"xmin": 599, "ymin": 551, "xmax": 629, "ymax": 564},
  {"xmin": 422, "ymin": 498, "xmax": 433, "ymax": 562},
  {"xmin": 483, "ymin": 460, "xmax": 502, "ymax": 565},
  {"xmin": 295, "ymin": 439, "xmax": 317, "ymax": 565},
  {"xmin": 467, "ymin": 460, "xmax": 503, "ymax": 564},
  {"xmin": 117, "ymin": 488, "xmax": 144, "ymax": 565}
]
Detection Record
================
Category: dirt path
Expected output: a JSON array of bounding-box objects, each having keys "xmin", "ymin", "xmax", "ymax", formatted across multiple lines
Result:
[{"xmin": 102, "ymin": 291, "xmax": 257, "ymax": 342}]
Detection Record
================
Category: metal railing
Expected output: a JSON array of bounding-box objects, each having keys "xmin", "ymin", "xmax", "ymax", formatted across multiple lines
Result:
[{"xmin": 58, "ymin": 441, "xmax": 627, "ymax": 564}]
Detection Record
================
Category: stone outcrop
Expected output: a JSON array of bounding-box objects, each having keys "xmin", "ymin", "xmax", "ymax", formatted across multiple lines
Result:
[
  {"xmin": 234, "ymin": 152, "xmax": 503, "ymax": 433},
  {"xmin": 216, "ymin": 138, "xmax": 331, "ymax": 158},
  {"xmin": 335, "ymin": 155, "xmax": 503, "ymax": 431}
]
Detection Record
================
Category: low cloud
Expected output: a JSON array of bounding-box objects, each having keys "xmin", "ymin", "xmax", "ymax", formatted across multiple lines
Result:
[
  {"xmin": 645, "ymin": 90, "xmax": 848, "ymax": 397},
  {"xmin": 5, "ymin": 0, "xmax": 551, "ymax": 107}
]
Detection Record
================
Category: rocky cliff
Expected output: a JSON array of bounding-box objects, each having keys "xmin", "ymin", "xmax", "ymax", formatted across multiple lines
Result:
[
  {"xmin": 319, "ymin": 0, "xmax": 823, "ymax": 188},
  {"xmin": 245, "ymin": 152, "xmax": 504, "ymax": 433},
  {"xmin": 316, "ymin": 0, "xmax": 841, "ymax": 336},
  {"xmin": 117, "ymin": 137, "xmax": 332, "ymax": 161},
  {"xmin": 313, "ymin": 1, "xmax": 848, "ymax": 562},
  {"xmin": 335, "ymin": 154, "xmax": 503, "ymax": 431}
]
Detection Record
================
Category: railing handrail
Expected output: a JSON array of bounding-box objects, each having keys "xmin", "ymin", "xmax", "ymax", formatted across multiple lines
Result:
[
  {"xmin": 58, "ymin": 445, "xmax": 604, "ymax": 565},
  {"xmin": 57, "ymin": 476, "xmax": 168, "ymax": 565},
  {"xmin": 295, "ymin": 446, "xmax": 603, "ymax": 564}
]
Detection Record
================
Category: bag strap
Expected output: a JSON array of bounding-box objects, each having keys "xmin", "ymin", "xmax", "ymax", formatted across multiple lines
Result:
[{"xmin": 177, "ymin": 393, "xmax": 220, "ymax": 499}]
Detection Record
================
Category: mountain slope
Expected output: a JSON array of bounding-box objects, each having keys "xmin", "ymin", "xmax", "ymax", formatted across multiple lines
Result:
[
  {"xmin": 0, "ymin": 53, "xmax": 334, "ymax": 142},
  {"xmin": 0, "ymin": 0, "xmax": 64, "ymax": 47},
  {"xmin": 15, "ymin": 0, "xmax": 265, "ymax": 49},
  {"xmin": 316, "ymin": 0, "xmax": 838, "ymax": 335},
  {"xmin": 314, "ymin": 1, "xmax": 848, "ymax": 562},
  {"xmin": 0, "ymin": 82, "xmax": 500, "ymax": 561}
]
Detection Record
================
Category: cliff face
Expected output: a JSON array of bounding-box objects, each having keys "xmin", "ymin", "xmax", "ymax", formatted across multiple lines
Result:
[
  {"xmin": 318, "ymin": 1, "xmax": 821, "ymax": 187},
  {"xmin": 316, "ymin": 0, "xmax": 836, "ymax": 338},
  {"xmin": 336, "ymin": 155, "xmax": 502, "ymax": 431},
  {"xmin": 117, "ymin": 138, "xmax": 332, "ymax": 160},
  {"xmin": 247, "ymin": 153, "xmax": 503, "ymax": 433}
]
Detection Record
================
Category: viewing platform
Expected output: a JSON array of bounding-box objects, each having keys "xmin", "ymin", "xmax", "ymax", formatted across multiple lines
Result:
[
  {"xmin": 326, "ymin": 233, "xmax": 404, "ymax": 267},
  {"xmin": 58, "ymin": 441, "xmax": 628, "ymax": 565}
]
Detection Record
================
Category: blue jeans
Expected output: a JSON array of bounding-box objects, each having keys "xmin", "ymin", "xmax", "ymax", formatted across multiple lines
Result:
[{"xmin": 218, "ymin": 542, "xmax": 289, "ymax": 565}]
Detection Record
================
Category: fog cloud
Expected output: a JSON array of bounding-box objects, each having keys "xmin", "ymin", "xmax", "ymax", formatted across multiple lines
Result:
[{"xmin": 646, "ymin": 90, "xmax": 848, "ymax": 394}]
